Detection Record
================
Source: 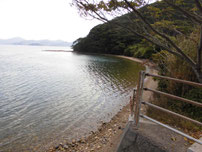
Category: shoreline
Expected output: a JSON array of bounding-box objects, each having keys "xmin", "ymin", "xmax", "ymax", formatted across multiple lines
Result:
[{"xmin": 49, "ymin": 55, "xmax": 158, "ymax": 152}]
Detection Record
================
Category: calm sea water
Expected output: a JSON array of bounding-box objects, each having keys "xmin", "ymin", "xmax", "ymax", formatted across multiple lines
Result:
[{"xmin": 0, "ymin": 45, "xmax": 144, "ymax": 152}]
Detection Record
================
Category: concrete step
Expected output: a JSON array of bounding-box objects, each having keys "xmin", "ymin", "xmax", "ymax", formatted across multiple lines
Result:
[
  {"xmin": 116, "ymin": 118, "xmax": 191, "ymax": 152},
  {"xmin": 187, "ymin": 137, "xmax": 202, "ymax": 152}
]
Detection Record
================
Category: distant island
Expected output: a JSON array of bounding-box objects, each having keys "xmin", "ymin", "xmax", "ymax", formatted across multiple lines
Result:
[{"xmin": 0, "ymin": 37, "xmax": 72, "ymax": 47}]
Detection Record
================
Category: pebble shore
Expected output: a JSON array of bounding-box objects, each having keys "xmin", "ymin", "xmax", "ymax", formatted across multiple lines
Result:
[{"xmin": 48, "ymin": 104, "xmax": 131, "ymax": 152}]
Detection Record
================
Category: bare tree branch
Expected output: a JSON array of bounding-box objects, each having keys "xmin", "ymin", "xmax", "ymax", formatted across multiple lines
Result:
[
  {"xmin": 79, "ymin": 0, "xmax": 109, "ymax": 22},
  {"xmin": 197, "ymin": 25, "xmax": 202, "ymax": 79},
  {"xmin": 194, "ymin": 0, "xmax": 202, "ymax": 14},
  {"xmin": 164, "ymin": 0, "xmax": 202, "ymax": 24},
  {"xmin": 164, "ymin": 0, "xmax": 202, "ymax": 23},
  {"xmin": 116, "ymin": 22, "xmax": 184, "ymax": 59},
  {"xmin": 124, "ymin": 0, "xmax": 196, "ymax": 68}
]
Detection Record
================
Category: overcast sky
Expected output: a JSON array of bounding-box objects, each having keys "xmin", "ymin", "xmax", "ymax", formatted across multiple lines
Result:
[{"xmin": 0, "ymin": 0, "xmax": 101, "ymax": 42}]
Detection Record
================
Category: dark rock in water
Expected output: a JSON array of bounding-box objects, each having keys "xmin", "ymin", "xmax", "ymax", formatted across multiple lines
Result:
[
  {"xmin": 59, "ymin": 143, "xmax": 63, "ymax": 146},
  {"xmin": 63, "ymin": 144, "xmax": 69, "ymax": 149},
  {"xmin": 78, "ymin": 138, "xmax": 85, "ymax": 143},
  {"xmin": 55, "ymin": 145, "xmax": 59, "ymax": 149}
]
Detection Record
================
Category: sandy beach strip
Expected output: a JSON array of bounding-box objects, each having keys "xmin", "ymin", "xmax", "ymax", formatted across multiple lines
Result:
[{"xmin": 48, "ymin": 56, "xmax": 158, "ymax": 152}]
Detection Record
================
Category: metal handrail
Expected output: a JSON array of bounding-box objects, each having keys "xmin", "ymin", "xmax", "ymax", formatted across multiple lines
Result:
[
  {"xmin": 132, "ymin": 71, "xmax": 202, "ymax": 145},
  {"xmin": 140, "ymin": 114, "xmax": 202, "ymax": 145},
  {"xmin": 141, "ymin": 101, "xmax": 202, "ymax": 126},
  {"xmin": 144, "ymin": 88, "xmax": 202, "ymax": 107},
  {"xmin": 145, "ymin": 73, "xmax": 202, "ymax": 88}
]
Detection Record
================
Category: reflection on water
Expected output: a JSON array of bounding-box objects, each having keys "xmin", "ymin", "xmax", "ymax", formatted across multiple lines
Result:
[{"xmin": 0, "ymin": 45, "xmax": 144, "ymax": 151}]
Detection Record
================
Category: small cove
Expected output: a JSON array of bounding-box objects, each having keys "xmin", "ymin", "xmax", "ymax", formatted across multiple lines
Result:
[{"xmin": 0, "ymin": 45, "xmax": 145, "ymax": 151}]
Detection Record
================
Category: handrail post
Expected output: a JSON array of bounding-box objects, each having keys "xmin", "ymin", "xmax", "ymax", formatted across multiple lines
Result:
[
  {"xmin": 130, "ymin": 88, "xmax": 136, "ymax": 118},
  {"xmin": 134, "ymin": 71, "xmax": 146, "ymax": 128}
]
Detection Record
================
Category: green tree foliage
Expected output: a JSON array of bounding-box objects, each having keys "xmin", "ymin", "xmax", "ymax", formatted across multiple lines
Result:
[
  {"xmin": 73, "ymin": 23, "xmax": 141, "ymax": 54},
  {"xmin": 124, "ymin": 41, "xmax": 158, "ymax": 59},
  {"xmin": 72, "ymin": 0, "xmax": 195, "ymax": 58},
  {"xmin": 72, "ymin": 0, "xmax": 202, "ymax": 82}
]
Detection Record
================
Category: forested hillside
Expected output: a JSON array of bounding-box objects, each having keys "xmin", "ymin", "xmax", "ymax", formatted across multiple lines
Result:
[{"xmin": 72, "ymin": 0, "xmax": 194, "ymax": 59}]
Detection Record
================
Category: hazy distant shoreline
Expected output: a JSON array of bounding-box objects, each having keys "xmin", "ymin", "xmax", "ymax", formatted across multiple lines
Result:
[{"xmin": 0, "ymin": 37, "xmax": 72, "ymax": 47}]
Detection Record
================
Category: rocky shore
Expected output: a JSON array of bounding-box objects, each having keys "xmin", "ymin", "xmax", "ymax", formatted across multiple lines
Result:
[
  {"xmin": 49, "ymin": 104, "xmax": 131, "ymax": 152},
  {"xmin": 48, "ymin": 56, "xmax": 157, "ymax": 152}
]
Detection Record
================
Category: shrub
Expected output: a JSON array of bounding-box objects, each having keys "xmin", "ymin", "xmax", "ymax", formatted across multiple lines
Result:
[{"xmin": 148, "ymin": 27, "xmax": 201, "ymax": 132}]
